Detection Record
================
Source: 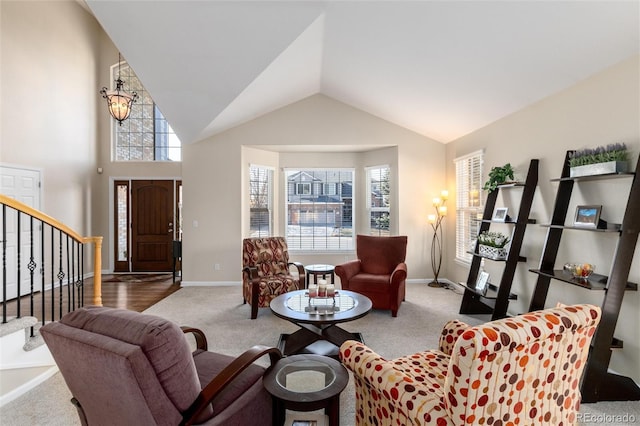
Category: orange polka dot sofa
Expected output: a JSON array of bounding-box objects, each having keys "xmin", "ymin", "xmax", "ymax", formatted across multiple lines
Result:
[
  {"xmin": 340, "ymin": 304, "xmax": 601, "ymax": 425},
  {"xmin": 242, "ymin": 237, "xmax": 305, "ymax": 319}
]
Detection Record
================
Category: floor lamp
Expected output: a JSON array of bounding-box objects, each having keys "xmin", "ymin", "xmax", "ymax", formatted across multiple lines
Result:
[{"xmin": 428, "ymin": 191, "xmax": 448, "ymax": 288}]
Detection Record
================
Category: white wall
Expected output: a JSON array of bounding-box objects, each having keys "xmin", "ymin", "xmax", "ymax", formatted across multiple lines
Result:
[
  {"xmin": 445, "ymin": 55, "xmax": 640, "ymax": 382},
  {"xmin": 182, "ymin": 94, "xmax": 445, "ymax": 283}
]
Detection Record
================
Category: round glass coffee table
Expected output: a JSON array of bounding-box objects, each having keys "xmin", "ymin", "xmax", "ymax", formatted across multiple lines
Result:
[
  {"xmin": 270, "ymin": 290, "xmax": 372, "ymax": 358},
  {"xmin": 263, "ymin": 354, "xmax": 349, "ymax": 426}
]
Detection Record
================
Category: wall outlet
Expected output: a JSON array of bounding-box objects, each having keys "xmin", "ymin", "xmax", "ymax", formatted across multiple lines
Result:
[{"xmin": 214, "ymin": 263, "xmax": 221, "ymax": 271}]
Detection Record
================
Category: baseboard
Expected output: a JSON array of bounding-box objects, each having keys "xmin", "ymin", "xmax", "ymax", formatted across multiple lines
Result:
[
  {"xmin": 0, "ymin": 365, "xmax": 58, "ymax": 408},
  {"xmin": 180, "ymin": 281, "xmax": 240, "ymax": 287},
  {"xmin": 184, "ymin": 279, "xmax": 458, "ymax": 287}
]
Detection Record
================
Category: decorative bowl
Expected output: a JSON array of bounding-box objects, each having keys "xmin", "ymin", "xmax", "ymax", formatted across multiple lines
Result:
[{"xmin": 563, "ymin": 263, "xmax": 594, "ymax": 280}]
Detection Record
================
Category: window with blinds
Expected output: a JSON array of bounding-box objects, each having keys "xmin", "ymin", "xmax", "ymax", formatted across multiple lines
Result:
[
  {"xmin": 454, "ymin": 151, "xmax": 484, "ymax": 263},
  {"xmin": 249, "ymin": 165, "xmax": 273, "ymax": 237},
  {"xmin": 367, "ymin": 166, "xmax": 391, "ymax": 236},
  {"xmin": 285, "ymin": 169, "xmax": 354, "ymax": 251}
]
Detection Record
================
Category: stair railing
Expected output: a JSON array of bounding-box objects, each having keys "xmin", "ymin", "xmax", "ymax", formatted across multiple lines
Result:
[{"xmin": 1, "ymin": 194, "xmax": 102, "ymax": 328}]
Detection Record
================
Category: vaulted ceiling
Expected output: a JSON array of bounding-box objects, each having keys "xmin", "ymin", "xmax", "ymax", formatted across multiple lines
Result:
[{"xmin": 86, "ymin": 1, "xmax": 639, "ymax": 145}]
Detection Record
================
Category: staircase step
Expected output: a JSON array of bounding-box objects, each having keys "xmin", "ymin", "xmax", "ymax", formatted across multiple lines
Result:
[
  {"xmin": 23, "ymin": 324, "xmax": 45, "ymax": 351},
  {"xmin": 0, "ymin": 317, "xmax": 38, "ymax": 337}
]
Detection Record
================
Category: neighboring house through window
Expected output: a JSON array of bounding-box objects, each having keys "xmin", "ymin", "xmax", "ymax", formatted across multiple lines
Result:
[
  {"xmin": 367, "ymin": 166, "xmax": 391, "ymax": 236},
  {"xmin": 455, "ymin": 150, "xmax": 484, "ymax": 263},
  {"xmin": 110, "ymin": 60, "xmax": 181, "ymax": 161},
  {"xmin": 285, "ymin": 169, "xmax": 354, "ymax": 251},
  {"xmin": 249, "ymin": 165, "xmax": 273, "ymax": 237}
]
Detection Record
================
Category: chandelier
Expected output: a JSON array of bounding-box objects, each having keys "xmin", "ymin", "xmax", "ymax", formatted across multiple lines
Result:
[{"xmin": 100, "ymin": 53, "xmax": 138, "ymax": 125}]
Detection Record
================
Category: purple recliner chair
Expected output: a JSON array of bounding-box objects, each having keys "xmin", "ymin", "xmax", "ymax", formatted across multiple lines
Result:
[{"xmin": 41, "ymin": 306, "xmax": 281, "ymax": 425}]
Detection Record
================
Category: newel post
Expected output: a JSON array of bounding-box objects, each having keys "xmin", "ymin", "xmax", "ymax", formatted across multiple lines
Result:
[{"xmin": 87, "ymin": 236, "xmax": 103, "ymax": 306}]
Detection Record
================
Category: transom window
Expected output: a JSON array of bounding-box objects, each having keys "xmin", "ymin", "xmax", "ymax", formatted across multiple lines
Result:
[
  {"xmin": 455, "ymin": 150, "xmax": 484, "ymax": 263},
  {"xmin": 110, "ymin": 61, "xmax": 181, "ymax": 161},
  {"xmin": 285, "ymin": 169, "xmax": 354, "ymax": 251}
]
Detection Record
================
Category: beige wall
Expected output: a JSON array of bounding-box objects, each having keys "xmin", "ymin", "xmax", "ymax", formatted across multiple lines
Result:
[
  {"xmin": 445, "ymin": 55, "xmax": 640, "ymax": 381},
  {"xmin": 0, "ymin": 0, "xmax": 182, "ymax": 271},
  {"xmin": 1, "ymin": 1, "xmax": 101, "ymax": 236},
  {"xmin": 182, "ymin": 94, "xmax": 445, "ymax": 283}
]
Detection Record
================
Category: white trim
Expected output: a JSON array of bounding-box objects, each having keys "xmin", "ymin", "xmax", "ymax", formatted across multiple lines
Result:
[
  {"xmin": 0, "ymin": 366, "xmax": 59, "ymax": 408},
  {"xmin": 180, "ymin": 281, "xmax": 240, "ymax": 287}
]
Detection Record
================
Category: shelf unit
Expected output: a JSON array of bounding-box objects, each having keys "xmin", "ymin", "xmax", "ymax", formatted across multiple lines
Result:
[
  {"xmin": 459, "ymin": 159, "xmax": 538, "ymax": 320},
  {"xmin": 528, "ymin": 151, "xmax": 640, "ymax": 403}
]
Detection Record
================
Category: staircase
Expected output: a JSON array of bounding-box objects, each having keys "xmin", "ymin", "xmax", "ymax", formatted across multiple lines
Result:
[
  {"xmin": 1, "ymin": 194, "xmax": 103, "ymax": 407},
  {"xmin": 0, "ymin": 317, "xmax": 57, "ymax": 406}
]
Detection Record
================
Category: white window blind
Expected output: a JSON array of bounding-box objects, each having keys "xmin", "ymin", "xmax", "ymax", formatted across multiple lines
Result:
[
  {"xmin": 366, "ymin": 166, "xmax": 391, "ymax": 236},
  {"xmin": 285, "ymin": 169, "xmax": 354, "ymax": 251},
  {"xmin": 249, "ymin": 165, "xmax": 273, "ymax": 237},
  {"xmin": 455, "ymin": 151, "xmax": 484, "ymax": 263}
]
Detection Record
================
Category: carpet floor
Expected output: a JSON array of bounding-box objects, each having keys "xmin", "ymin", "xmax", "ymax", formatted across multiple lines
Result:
[{"xmin": 1, "ymin": 282, "xmax": 639, "ymax": 425}]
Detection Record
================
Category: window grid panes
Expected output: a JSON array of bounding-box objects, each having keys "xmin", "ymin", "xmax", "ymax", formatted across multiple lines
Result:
[
  {"xmin": 249, "ymin": 165, "xmax": 273, "ymax": 237},
  {"xmin": 455, "ymin": 151, "xmax": 483, "ymax": 263},
  {"xmin": 112, "ymin": 61, "xmax": 181, "ymax": 161},
  {"xmin": 285, "ymin": 169, "xmax": 354, "ymax": 251},
  {"xmin": 367, "ymin": 166, "xmax": 390, "ymax": 236}
]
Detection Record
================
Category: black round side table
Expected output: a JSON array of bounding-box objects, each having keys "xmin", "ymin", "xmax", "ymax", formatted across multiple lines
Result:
[
  {"xmin": 305, "ymin": 264, "xmax": 335, "ymax": 287},
  {"xmin": 263, "ymin": 354, "xmax": 348, "ymax": 426}
]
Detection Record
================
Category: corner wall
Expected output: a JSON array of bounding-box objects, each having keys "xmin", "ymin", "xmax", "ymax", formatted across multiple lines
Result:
[{"xmin": 445, "ymin": 55, "xmax": 640, "ymax": 382}]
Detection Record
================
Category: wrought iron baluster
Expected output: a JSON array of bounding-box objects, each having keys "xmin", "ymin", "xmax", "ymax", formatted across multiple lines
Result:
[
  {"xmin": 16, "ymin": 211, "xmax": 21, "ymax": 318},
  {"xmin": 2, "ymin": 204, "xmax": 6, "ymax": 324},
  {"xmin": 28, "ymin": 216, "xmax": 36, "ymax": 323},
  {"xmin": 58, "ymin": 229, "xmax": 64, "ymax": 320},
  {"xmin": 40, "ymin": 220, "xmax": 45, "ymax": 327},
  {"xmin": 80, "ymin": 244, "xmax": 84, "ymax": 305}
]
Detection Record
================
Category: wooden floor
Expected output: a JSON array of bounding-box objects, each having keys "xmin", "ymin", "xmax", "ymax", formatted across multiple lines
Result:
[{"xmin": 2, "ymin": 273, "xmax": 181, "ymax": 322}]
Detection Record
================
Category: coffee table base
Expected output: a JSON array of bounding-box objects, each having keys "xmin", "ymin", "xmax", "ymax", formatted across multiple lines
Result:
[{"xmin": 277, "ymin": 331, "xmax": 364, "ymax": 358}]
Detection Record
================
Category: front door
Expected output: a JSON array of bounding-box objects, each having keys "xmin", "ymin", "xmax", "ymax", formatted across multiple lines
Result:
[{"xmin": 131, "ymin": 180, "xmax": 174, "ymax": 272}]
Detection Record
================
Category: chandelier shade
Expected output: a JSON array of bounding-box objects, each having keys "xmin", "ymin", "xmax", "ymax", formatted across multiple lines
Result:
[{"xmin": 100, "ymin": 54, "xmax": 138, "ymax": 125}]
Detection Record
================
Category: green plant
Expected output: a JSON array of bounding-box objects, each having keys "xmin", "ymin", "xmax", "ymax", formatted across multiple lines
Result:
[
  {"xmin": 477, "ymin": 231, "xmax": 510, "ymax": 248},
  {"xmin": 568, "ymin": 143, "xmax": 628, "ymax": 167},
  {"xmin": 483, "ymin": 163, "xmax": 514, "ymax": 192}
]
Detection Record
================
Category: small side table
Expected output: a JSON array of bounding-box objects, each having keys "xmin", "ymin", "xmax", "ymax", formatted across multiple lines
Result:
[
  {"xmin": 305, "ymin": 264, "xmax": 335, "ymax": 287},
  {"xmin": 263, "ymin": 354, "xmax": 348, "ymax": 426}
]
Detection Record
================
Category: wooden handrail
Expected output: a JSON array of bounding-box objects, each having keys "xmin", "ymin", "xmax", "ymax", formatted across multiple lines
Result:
[{"xmin": 0, "ymin": 194, "xmax": 103, "ymax": 306}]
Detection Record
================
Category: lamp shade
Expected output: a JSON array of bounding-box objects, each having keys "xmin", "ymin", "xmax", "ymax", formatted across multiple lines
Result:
[{"xmin": 100, "ymin": 77, "xmax": 137, "ymax": 125}]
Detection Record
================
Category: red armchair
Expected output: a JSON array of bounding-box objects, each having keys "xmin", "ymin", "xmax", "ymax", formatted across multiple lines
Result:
[{"xmin": 335, "ymin": 235, "xmax": 407, "ymax": 317}]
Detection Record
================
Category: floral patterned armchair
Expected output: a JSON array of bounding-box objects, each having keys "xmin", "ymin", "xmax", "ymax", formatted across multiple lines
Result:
[
  {"xmin": 242, "ymin": 237, "xmax": 305, "ymax": 319},
  {"xmin": 340, "ymin": 304, "xmax": 601, "ymax": 425}
]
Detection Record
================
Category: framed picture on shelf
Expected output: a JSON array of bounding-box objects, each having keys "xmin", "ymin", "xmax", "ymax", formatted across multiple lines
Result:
[
  {"xmin": 492, "ymin": 207, "xmax": 509, "ymax": 222},
  {"xmin": 475, "ymin": 271, "xmax": 490, "ymax": 295},
  {"xmin": 573, "ymin": 205, "xmax": 601, "ymax": 228}
]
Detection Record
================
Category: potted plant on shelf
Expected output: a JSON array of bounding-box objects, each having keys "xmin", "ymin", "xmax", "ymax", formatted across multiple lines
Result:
[
  {"xmin": 568, "ymin": 143, "xmax": 629, "ymax": 177},
  {"xmin": 483, "ymin": 163, "xmax": 515, "ymax": 192},
  {"xmin": 477, "ymin": 231, "xmax": 510, "ymax": 260}
]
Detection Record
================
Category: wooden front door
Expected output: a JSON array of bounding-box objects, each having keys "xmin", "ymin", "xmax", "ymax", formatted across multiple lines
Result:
[{"xmin": 131, "ymin": 180, "xmax": 174, "ymax": 271}]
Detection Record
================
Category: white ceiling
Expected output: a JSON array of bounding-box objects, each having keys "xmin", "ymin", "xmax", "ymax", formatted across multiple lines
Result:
[{"xmin": 85, "ymin": 1, "xmax": 639, "ymax": 145}]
